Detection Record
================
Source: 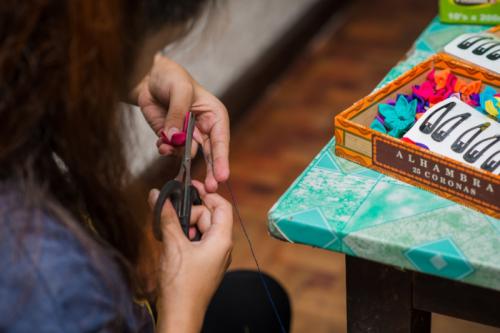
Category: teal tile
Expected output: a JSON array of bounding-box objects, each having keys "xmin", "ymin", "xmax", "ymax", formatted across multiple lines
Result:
[
  {"xmin": 379, "ymin": 175, "xmax": 415, "ymax": 187},
  {"xmin": 345, "ymin": 180, "xmax": 453, "ymax": 233},
  {"xmin": 405, "ymin": 238, "xmax": 474, "ymax": 280},
  {"xmin": 276, "ymin": 208, "xmax": 337, "ymax": 248},
  {"xmin": 331, "ymin": 152, "xmax": 364, "ymax": 174},
  {"xmin": 352, "ymin": 168, "xmax": 382, "ymax": 180},
  {"xmin": 343, "ymin": 205, "xmax": 500, "ymax": 288},
  {"xmin": 315, "ymin": 151, "xmax": 338, "ymax": 171},
  {"xmin": 486, "ymin": 216, "xmax": 500, "ymax": 235},
  {"xmin": 414, "ymin": 40, "xmax": 435, "ymax": 53},
  {"xmin": 271, "ymin": 167, "xmax": 378, "ymax": 228}
]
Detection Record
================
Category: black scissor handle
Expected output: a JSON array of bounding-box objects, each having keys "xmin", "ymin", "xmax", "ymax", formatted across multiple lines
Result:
[{"xmin": 153, "ymin": 180, "xmax": 202, "ymax": 241}]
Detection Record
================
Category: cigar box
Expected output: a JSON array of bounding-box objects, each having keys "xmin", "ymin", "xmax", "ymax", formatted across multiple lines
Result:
[{"xmin": 334, "ymin": 53, "xmax": 500, "ymax": 218}]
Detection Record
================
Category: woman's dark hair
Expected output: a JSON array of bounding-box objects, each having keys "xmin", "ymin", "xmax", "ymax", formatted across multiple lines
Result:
[{"xmin": 0, "ymin": 0, "xmax": 211, "ymax": 296}]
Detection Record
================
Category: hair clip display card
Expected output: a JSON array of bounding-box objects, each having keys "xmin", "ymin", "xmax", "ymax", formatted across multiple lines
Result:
[
  {"xmin": 444, "ymin": 32, "xmax": 500, "ymax": 74},
  {"xmin": 403, "ymin": 97, "xmax": 500, "ymax": 174}
]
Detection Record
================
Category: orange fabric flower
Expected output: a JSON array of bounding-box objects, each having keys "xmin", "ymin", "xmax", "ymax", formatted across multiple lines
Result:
[
  {"xmin": 456, "ymin": 79, "xmax": 481, "ymax": 95},
  {"xmin": 454, "ymin": 79, "xmax": 482, "ymax": 106},
  {"xmin": 434, "ymin": 69, "xmax": 451, "ymax": 90}
]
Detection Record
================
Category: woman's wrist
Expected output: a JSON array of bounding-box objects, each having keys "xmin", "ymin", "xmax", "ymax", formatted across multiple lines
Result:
[{"xmin": 156, "ymin": 294, "xmax": 207, "ymax": 333}]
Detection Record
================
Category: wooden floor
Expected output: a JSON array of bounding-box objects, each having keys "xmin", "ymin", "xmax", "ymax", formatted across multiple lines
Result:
[{"xmin": 192, "ymin": 1, "xmax": 500, "ymax": 332}]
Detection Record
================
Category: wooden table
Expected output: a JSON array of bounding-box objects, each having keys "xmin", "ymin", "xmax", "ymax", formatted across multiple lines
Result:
[
  {"xmin": 268, "ymin": 17, "xmax": 500, "ymax": 333},
  {"xmin": 347, "ymin": 256, "xmax": 500, "ymax": 332}
]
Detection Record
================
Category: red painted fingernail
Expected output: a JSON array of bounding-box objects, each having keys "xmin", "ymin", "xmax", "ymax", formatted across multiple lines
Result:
[
  {"xmin": 170, "ymin": 132, "xmax": 186, "ymax": 146},
  {"xmin": 159, "ymin": 128, "xmax": 186, "ymax": 146}
]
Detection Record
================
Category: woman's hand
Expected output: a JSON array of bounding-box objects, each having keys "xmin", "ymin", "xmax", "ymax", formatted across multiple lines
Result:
[
  {"xmin": 133, "ymin": 54, "xmax": 230, "ymax": 192},
  {"xmin": 148, "ymin": 181, "xmax": 233, "ymax": 333}
]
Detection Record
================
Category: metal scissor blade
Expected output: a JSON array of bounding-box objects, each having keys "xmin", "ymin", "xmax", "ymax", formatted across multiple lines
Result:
[
  {"xmin": 182, "ymin": 112, "xmax": 196, "ymax": 182},
  {"xmin": 181, "ymin": 112, "xmax": 196, "ymax": 217}
]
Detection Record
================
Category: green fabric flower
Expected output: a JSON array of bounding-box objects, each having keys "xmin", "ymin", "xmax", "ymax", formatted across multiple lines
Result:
[{"xmin": 378, "ymin": 95, "xmax": 417, "ymax": 138}]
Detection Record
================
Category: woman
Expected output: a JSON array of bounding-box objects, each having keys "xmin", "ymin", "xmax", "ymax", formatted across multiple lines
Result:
[{"xmin": 0, "ymin": 1, "xmax": 290, "ymax": 332}]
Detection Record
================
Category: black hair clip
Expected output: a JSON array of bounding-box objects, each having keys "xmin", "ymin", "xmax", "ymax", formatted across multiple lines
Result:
[
  {"xmin": 451, "ymin": 122, "xmax": 491, "ymax": 153},
  {"xmin": 419, "ymin": 101, "xmax": 456, "ymax": 134},
  {"xmin": 481, "ymin": 150, "xmax": 500, "ymax": 173},
  {"xmin": 431, "ymin": 112, "xmax": 471, "ymax": 142},
  {"xmin": 458, "ymin": 35, "xmax": 493, "ymax": 50},
  {"xmin": 472, "ymin": 41, "xmax": 500, "ymax": 56},
  {"xmin": 487, "ymin": 48, "xmax": 500, "ymax": 61},
  {"xmin": 463, "ymin": 135, "xmax": 500, "ymax": 164}
]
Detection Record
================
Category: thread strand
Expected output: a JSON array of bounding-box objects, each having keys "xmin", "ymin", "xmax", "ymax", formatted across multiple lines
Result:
[{"xmin": 225, "ymin": 180, "xmax": 287, "ymax": 333}]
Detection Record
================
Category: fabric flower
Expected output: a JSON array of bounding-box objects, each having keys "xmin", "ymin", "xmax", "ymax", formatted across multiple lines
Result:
[
  {"xmin": 413, "ymin": 69, "xmax": 457, "ymax": 106},
  {"xmin": 370, "ymin": 118, "xmax": 387, "ymax": 134},
  {"xmin": 485, "ymin": 99, "xmax": 499, "ymax": 119},
  {"xmin": 469, "ymin": 93, "xmax": 480, "ymax": 107},
  {"xmin": 426, "ymin": 69, "xmax": 436, "ymax": 85},
  {"xmin": 375, "ymin": 114, "xmax": 385, "ymax": 124},
  {"xmin": 401, "ymin": 137, "xmax": 429, "ymax": 150},
  {"xmin": 389, "ymin": 93, "xmax": 428, "ymax": 114},
  {"xmin": 434, "ymin": 69, "xmax": 451, "ymax": 90},
  {"xmin": 454, "ymin": 79, "xmax": 482, "ymax": 106},
  {"xmin": 479, "ymin": 86, "xmax": 500, "ymax": 121},
  {"xmin": 411, "ymin": 93, "xmax": 428, "ymax": 114},
  {"xmin": 455, "ymin": 79, "xmax": 481, "ymax": 95},
  {"xmin": 413, "ymin": 80, "xmax": 435, "ymax": 101},
  {"xmin": 429, "ymin": 71, "xmax": 457, "ymax": 105},
  {"xmin": 378, "ymin": 95, "xmax": 417, "ymax": 138}
]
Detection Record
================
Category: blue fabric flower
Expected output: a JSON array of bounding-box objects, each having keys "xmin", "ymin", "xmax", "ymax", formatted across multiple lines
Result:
[
  {"xmin": 378, "ymin": 95, "xmax": 417, "ymax": 138},
  {"xmin": 370, "ymin": 118, "xmax": 387, "ymax": 134},
  {"xmin": 478, "ymin": 86, "xmax": 500, "ymax": 121},
  {"xmin": 479, "ymin": 86, "xmax": 496, "ymax": 111}
]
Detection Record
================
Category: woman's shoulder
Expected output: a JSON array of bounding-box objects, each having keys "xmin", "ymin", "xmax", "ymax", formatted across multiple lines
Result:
[{"xmin": 0, "ymin": 183, "xmax": 145, "ymax": 333}]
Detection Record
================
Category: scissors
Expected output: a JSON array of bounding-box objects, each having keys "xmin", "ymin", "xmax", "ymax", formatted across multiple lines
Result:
[{"xmin": 153, "ymin": 112, "xmax": 202, "ymax": 241}]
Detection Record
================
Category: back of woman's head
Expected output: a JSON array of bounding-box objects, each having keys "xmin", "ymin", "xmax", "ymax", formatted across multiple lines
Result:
[{"xmin": 0, "ymin": 0, "xmax": 212, "ymax": 292}]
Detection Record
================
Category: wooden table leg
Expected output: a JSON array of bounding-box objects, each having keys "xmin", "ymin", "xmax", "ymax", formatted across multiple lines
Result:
[
  {"xmin": 413, "ymin": 272, "xmax": 500, "ymax": 328},
  {"xmin": 346, "ymin": 256, "xmax": 431, "ymax": 333}
]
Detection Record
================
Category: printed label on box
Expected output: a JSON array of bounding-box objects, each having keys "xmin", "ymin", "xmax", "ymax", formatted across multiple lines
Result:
[{"xmin": 372, "ymin": 134, "xmax": 499, "ymax": 213}]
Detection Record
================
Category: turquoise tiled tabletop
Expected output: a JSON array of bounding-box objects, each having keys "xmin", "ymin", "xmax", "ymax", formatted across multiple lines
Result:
[{"xmin": 268, "ymin": 18, "xmax": 500, "ymax": 291}]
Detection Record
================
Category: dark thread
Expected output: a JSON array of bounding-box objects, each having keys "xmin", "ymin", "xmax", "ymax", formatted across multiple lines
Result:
[{"xmin": 225, "ymin": 180, "xmax": 287, "ymax": 333}]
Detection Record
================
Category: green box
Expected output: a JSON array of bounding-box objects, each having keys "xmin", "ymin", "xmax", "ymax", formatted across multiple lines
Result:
[{"xmin": 439, "ymin": 0, "xmax": 500, "ymax": 25}]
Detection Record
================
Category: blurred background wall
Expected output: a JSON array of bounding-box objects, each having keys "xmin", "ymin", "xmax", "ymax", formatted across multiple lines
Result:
[{"xmin": 126, "ymin": 0, "xmax": 339, "ymax": 175}]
